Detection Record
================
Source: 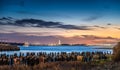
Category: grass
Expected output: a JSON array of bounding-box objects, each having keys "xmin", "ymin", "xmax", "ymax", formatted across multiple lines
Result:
[{"xmin": 0, "ymin": 60, "xmax": 113, "ymax": 70}]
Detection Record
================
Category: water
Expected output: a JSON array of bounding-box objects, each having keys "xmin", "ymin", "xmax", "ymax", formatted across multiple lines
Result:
[{"xmin": 0, "ymin": 45, "xmax": 113, "ymax": 56}]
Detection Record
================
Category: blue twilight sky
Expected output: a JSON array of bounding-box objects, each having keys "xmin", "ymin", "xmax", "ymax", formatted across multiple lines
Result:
[
  {"xmin": 0, "ymin": 0, "xmax": 120, "ymax": 26},
  {"xmin": 0, "ymin": 0, "xmax": 120, "ymax": 44}
]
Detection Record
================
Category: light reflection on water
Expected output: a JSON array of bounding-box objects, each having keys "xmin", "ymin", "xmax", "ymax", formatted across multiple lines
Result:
[{"xmin": 0, "ymin": 46, "xmax": 113, "ymax": 56}]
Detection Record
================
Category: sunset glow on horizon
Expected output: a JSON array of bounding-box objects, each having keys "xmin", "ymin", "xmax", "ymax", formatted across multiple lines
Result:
[{"xmin": 0, "ymin": 0, "xmax": 120, "ymax": 45}]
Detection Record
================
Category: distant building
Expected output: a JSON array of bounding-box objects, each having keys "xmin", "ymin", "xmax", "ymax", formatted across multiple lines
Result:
[
  {"xmin": 58, "ymin": 40, "xmax": 61, "ymax": 45},
  {"xmin": 24, "ymin": 42, "xmax": 29, "ymax": 47}
]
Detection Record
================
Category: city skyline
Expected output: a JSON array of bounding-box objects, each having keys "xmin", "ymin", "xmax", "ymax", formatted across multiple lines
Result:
[{"xmin": 0, "ymin": 0, "xmax": 120, "ymax": 45}]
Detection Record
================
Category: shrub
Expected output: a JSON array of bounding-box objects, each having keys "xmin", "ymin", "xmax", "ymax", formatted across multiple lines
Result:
[{"xmin": 113, "ymin": 42, "xmax": 120, "ymax": 61}]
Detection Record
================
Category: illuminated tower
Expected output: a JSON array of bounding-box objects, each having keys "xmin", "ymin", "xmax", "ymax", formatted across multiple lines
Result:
[
  {"xmin": 24, "ymin": 42, "xmax": 29, "ymax": 47},
  {"xmin": 58, "ymin": 40, "xmax": 61, "ymax": 45}
]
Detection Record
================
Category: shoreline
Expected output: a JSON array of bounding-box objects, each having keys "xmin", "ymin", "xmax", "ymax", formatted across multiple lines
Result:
[
  {"xmin": 0, "ymin": 44, "xmax": 20, "ymax": 51},
  {"xmin": 93, "ymin": 48, "xmax": 113, "ymax": 49}
]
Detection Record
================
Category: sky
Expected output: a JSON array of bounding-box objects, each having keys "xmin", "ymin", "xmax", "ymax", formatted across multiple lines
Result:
[{"xmin": 0, "ymin": 0, "xmax": 120, "ymax": 45}]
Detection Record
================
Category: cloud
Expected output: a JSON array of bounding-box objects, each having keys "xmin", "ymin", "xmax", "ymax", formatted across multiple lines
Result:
[
  {"xmin": 57, "ymin": 25, "xmax": 91, "ymax": 30},
  {"xmin": 115, "ymin": 27, "xmax": 120, "ymax": 30},
  {"xmin": 93, "ymin": 25, "xmax": 106, "ymax": 29},
  {"xmin": 82, "ymin": 15, "xmax": 102, "ymax": 22},
  {"xmin": 0, "ymin": 17, "xmax": 92, "ymax": 30},
  {"xmin": 81, "ymin": 35, "xmax": 117, "ymax": 40},
  {"xmin": 0, "ymin": 17, "xmax": 12, "ymax": 20},
  {"xmin": 107, "ymin": 23, "xmax": 112, "ymax": 25},
  {"xmin": 114, "ymin": 27, "xmax": 120, "ymax": 30},
  {"xmin": 0, "ymin": 33, "xmax": 119, "ymax": 45}
]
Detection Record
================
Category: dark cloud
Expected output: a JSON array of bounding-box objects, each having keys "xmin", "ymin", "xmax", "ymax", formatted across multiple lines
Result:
[
  {"xmin": 0, "ymin": 17, "xmax": 12, "ymax": 20},
  {"xmin": 0, "ymin": 17, "xmax": 91, "ymax": 30},
  {"xmin": 14, "ymin": 19, "xmax": 62, "ymax": 27},
  {"xmin": 115, "ymin": 27, "xmax": 120, "ymax": 30},
  {"xmin": 57, "ymin": 25, "xmax": 90, "ymax": 30},
  {"xmin": 81, "ymin": 35, "xmax": 118, "ymax": 40},
  {"xmin": 107, "ymin": 23, "xmax": 112, "ymax": 25},
  {"xmin": 93, "ymin": 25, "xmax": 106, "ymax": 29},
  {"xmin": 82, "ymin": 15, "xmax": 102, "ymax": 22}
]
